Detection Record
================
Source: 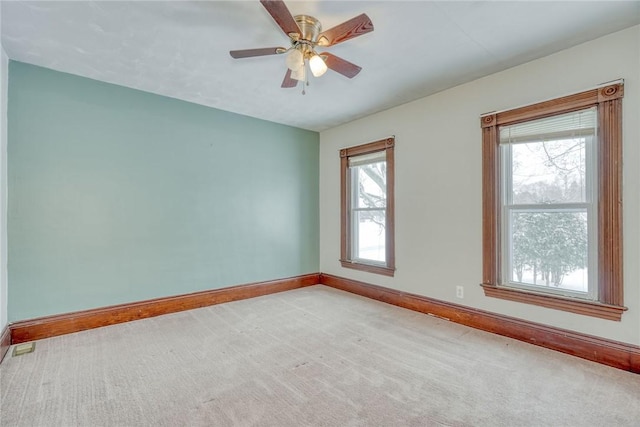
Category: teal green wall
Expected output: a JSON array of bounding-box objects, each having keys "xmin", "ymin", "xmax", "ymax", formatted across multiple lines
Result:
[{"xmin": 7, "ymin": 61, "xmax": 319, "ymax": 321}]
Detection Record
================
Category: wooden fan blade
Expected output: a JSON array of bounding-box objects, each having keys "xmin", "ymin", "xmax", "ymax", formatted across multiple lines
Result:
[
  {"xmin": 281, "ymin": 69, "xmax": 298, "ymax": 88},
  {"xmin": 230, "ymin": 47, "xmax": 284, "ymax": 59},
  {"xmin": 317, "ymin": 13, "xmax": 373, "ymax": 47},
  {"xmin": 260, "ymin": 0, "xmax": 300, "ymax": 37},
  {"xmin": 320, "ymin": 53, "xmax": 362, "ymax": 78}
]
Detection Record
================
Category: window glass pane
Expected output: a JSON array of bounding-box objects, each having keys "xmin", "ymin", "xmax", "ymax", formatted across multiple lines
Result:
[
  {"xmin": 510, "ymin": 211, "xmax": 588, "ymax": 293},
  {"xmin": 355, "ymin": 161, "xmax": 386, "ymax": 208},
  {"xmin": 511, "ymin": 138, "xmax": 587, "ymax": 204},
  {"xmin": 354, "ymin": 210, "xmax": 385, "ymax": 262}
]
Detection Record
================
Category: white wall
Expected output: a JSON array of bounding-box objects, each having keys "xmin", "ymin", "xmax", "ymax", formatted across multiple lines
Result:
[
  {"xmin": 320, "ymin": 26, "xmax": 640, "ymax": 346},
  {"xmin": 1, "ymin": 46, "xmax": 7, "ymax": 331}
]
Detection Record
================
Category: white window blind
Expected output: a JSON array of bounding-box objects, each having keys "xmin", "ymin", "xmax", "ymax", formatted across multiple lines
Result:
[
  {"xmin": 500, "ymin": 107, "xmax": 597, "ymax": 144},
  {"xmin": 348, "ymin": 150, "xmax": 386, "ymax": 167}
]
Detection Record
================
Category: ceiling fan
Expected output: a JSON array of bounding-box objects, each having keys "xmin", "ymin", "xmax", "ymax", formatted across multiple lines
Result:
[{"xmin": 230, "ymin": 0, "xmax": 374, "ymax": 90}]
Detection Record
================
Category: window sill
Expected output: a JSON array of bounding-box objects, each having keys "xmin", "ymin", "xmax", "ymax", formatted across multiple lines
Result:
[
  {"xmin": 481, "ymin": 283, "xmax": 626, "ymax": 321},
  {"xmin": 340, "ymin": 260, "xmax": 395, "ymax": 277}
]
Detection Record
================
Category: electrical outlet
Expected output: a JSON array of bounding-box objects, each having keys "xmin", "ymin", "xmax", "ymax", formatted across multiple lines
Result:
[{"xmin": 456, "ymin": 286, "xmax": 464, "ymax": 299}]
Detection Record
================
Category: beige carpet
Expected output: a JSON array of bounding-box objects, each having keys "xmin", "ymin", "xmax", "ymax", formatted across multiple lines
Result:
[{"xmin": 1, "ymin": 285, "xmax": 639, "ymax": 426}]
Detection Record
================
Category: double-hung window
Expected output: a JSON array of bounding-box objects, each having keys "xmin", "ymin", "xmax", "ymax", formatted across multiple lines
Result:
[
  {"xmin": 340, "ymin": 138, "xmax": 395, "ymax": 276},
  {"xmin": 501, "ymin": 108, "xmax": 596, "ymax": 299},
  {"xmin": 480, "ymin": 83, "xmax": 625, "ymax": 320}
]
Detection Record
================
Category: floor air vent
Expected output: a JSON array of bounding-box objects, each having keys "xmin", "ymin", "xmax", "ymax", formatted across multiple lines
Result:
[{"xmin": 12, "ymin": 342, "xmax": 36, "ymax": 357}]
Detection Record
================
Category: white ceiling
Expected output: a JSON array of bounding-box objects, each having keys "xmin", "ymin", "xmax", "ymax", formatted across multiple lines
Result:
[{"xmin": 2, "ymin": 1, "xmax": 639, "ymax": 132}]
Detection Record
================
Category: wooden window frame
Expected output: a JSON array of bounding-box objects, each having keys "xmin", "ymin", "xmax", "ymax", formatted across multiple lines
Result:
[
  {"xmin": 340, "ymin": 137, "xmax": 395, "ymax": 277},
  {"xmin": 480, "ymin": 83, "xmax": 626, "ymax": 321}
]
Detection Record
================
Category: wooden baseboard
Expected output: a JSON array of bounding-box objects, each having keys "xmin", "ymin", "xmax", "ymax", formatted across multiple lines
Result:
[
  {"xmin": 319, "ymin": 273, "xmax": 640, "ymax": 373},
  {"xmin": 0, "ymin": 325, "xmax": 10, "ymax": 364},
  {"xmin": 10, "ymin": 273, "xmax": 320, "ymax": 344},
  {"xmin": 9, "ymin": 272, "xmax": 639, "ymax": 373}
]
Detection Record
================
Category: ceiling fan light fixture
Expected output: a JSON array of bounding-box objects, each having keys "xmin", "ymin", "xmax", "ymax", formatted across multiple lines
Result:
[
  {"xmin": 309, "ymin": 54, "xmax": 327, "ymax": 77},
  {"xmin": 291, "ymin": 63, "xmax": 306, "ymax": 81},
  {"xmin": 286, "ymin": 49, "xmax": 304, "ymax": 71}
]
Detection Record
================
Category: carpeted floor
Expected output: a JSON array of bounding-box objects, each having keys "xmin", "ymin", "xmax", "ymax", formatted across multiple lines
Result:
[{"xmin": 1, "ymin": 285, "xmax": 639, "ymax": 426}]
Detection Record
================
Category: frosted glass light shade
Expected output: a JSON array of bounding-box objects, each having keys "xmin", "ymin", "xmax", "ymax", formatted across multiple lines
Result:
[
  {"xmin": 286, "ymin": 49, "xmax": 304, "ymax": 71},
  {"xmin": 309, "ymin": 54, "xmax": 327, "ymax": 77},
  {"xmin": 291, "ymin": 64, "xmax": 306, "ymax": 81}
]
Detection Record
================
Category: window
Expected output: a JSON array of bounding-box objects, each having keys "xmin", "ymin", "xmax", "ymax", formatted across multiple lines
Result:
[
  {"xmin": 502, "ymin": 108, "xmax": 596, "ymax": 298},
  {"xmin": 340, "ymin": 138, "xmax": 395, "ymax": 276},
  {"xmin": 480, "ymin": 83, "xmax": 625, "ymax": 320}
]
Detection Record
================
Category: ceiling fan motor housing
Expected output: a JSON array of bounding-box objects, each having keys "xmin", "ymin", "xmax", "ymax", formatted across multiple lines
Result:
[{"xmin": 294, "ymin": 15, "xmax": 322, "ymax": 43}]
